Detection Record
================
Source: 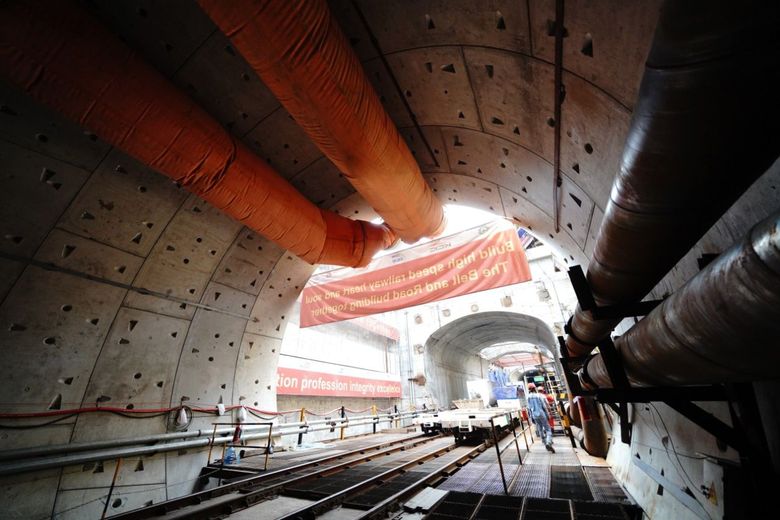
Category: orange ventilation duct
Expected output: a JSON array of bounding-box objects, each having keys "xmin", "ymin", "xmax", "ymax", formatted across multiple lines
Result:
[
  {"xmin": 0, "ymin": 0, "xmax": 395, "ymax": 267},
  {"xmin": 198, "ymin": 0, "xmax": 445, "ymax": 244}
]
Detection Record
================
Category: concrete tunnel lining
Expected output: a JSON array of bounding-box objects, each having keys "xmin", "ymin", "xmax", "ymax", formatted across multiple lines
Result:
[
  {"xmin": 0, "ymin": 1, "xmax": 778, "ymax": 518},
  {"xmin": 423, "ymin": 311, "xmax": 558, "ymax": 408}
]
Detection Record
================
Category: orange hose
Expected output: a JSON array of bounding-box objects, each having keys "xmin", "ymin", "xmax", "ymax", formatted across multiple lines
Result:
[
  {"xmin": 0, "ymin": 0, "xmax": 394, "ymax": 267},
  {"xmin": 198, "ymin": 0, "xmax": 445, "ymax": 243}
]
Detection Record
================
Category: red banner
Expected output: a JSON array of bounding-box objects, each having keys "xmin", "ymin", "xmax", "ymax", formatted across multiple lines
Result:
[
  {"xmin": 300, "ymin": 222, "xmax": 531, "ymax": 327},
  {"xmin": 276, "ymin": 367, "xmax": 402, "ymax": 397}
]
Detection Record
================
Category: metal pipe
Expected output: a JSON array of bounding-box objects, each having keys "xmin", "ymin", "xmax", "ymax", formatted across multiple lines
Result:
[
  {"xmin": 565, "ymin": 0, "xmax": 780, "ymax": 359},
  {"xmin": 582, "ymin": 211, "xmax": 780, "ymax": 388},
  {"xmin": 0, "ymin": 413, "xmax": 417, "ymax": 476},
  {"xmin": 0, "ymin": 426, "xmax": 233, "ymax": 462},
  {"xmin": 0, "ymin": 411, "xmax": 415, "ymax": 463}
]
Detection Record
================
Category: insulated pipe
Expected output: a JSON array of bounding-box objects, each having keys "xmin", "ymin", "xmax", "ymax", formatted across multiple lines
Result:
[
  {"xmin": 198, "ymin": 0, "xmax": 445, "ymax": 243},
  {"xmin": 581, "ymin": 211, "xmax": 780, "ymax": 389},
  {"xmin": 0, "ymin": 411, "xmax": 412, "ymax": 462},
  {"xmin": 565, "ymin": 0, "xmax": 780, "ymax": 358},
  {"xmin": 0, "ymin": 0, "xmax": 395, "ymax": 267}
]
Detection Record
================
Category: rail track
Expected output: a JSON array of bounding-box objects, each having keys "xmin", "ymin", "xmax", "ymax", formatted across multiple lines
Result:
[{"xmin": 114, "ymin": 432, "xmax": 470, "ymax": 519}]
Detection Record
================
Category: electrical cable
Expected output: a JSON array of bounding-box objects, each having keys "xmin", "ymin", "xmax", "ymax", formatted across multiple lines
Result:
[
  {"xmin": 0, "ymin": 414, "xmax": 77, "ymax": 429},
  {"xmin": 649, "ymin": 403, "xmax": 714, "ymax": 520},
  {"xmin": 245, "ymin": 408, "xmax": 279, "ymax": 421}
]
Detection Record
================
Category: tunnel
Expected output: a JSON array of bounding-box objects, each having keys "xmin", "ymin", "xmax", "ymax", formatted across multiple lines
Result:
[
  {"xmin": 423, "ymin": 311, "xmax": 558, "ymax": 408},
  {"xmin": 0, "ymin": 1, "xmax": 779, "ymax": 519}
]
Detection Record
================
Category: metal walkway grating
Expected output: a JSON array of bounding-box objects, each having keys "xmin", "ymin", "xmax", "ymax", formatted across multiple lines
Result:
[
  {"xmin": 424, "ymin": 492, "xmax": 643, "ymax": 520},
  {"xmin": 583, "ymin": 466, "xmax": 631, "ymax": 504},
  {"xmin": 437, "ymin": 463, "xmax": 491, "ymax": 491},
  {"xmin": 510, "ymin": 463, "xmax": 550, "ymax": 497},
  {"xmin": 549, "ymin": 465, "xmax": 593, "ymax": 502},
  {"xmin": 468, "ymin": 464, "xmax": 520, "ymax": 494}
]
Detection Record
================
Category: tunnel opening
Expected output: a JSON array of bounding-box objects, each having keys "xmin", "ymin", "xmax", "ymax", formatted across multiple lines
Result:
[{"xmin": 0, "ymin": 0, "xmax": 778, "ymax": 518}]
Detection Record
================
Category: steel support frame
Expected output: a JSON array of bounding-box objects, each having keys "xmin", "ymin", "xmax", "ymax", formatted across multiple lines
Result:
[{"xmin": 561, "ymin": 266, "xmax": 744, "ymax": 452}]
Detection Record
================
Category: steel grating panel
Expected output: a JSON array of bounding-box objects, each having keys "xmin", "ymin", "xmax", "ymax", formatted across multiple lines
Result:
[
  {"xmin": 582, "ymin": 467, "xmax": 630, "ymax": 504},
  {"xmin": 522, "ymin": 452, "xmax": 549, "ymax": 466},
  {"xmin": 475, "ymin": 504, "xmax": 522, "ymax": 519},
  {"xmin": 469, "ymin": 464, "xmax": 520, "ymax": 494},
  {"xmin": 572, "ymin": 500, "xmax": 626, "ymax": 518},
  {"xmin": 550, "ymin": 451, "xmax": 580, "ymax": 466},
  {"xmin": 522, "ymin": 497, "xmax": 572, "ymax": 519},
  {"xmin": 483, "ymin": 495, "xmax": 525, "ymax": 508},
  {"xmin": 426, "ymin": 491, "xmax": 483, "ymax": 520},
  {"xmin": 438, "ymin": 463, "xmax": 492, "ymax": 491},
  {"xmin": 510, "ymin": 464, "xmax": 550, "ymax": 498},
  {"xmin": 549, "ymin": 465, "xmax": 593, "ymax": 502}
]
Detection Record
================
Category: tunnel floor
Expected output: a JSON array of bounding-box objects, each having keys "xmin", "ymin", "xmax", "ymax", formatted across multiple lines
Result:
[
  {"xmin": 437, "ymin": 435, "xmax": 630, "ymax": 502},
  {"xmin": 188, "ymin": 430, "xmax": 638, "ymax": 519}
]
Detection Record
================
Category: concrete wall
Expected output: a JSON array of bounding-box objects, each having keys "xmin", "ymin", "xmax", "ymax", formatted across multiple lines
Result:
[
  {"xmin": 0, "ymin": 79, "xmax": 313, "ymax": 518},
  {"xmin": 0, "ymin": 1, "xmax": 776, "ymax": 518},
  {"xmin": 605, "ymin": 158, "xmax": 780, "ymax": 520}
]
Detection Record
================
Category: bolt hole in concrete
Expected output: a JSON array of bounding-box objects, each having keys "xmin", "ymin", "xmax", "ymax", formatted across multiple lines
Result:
[
  {"xmin": 581, "ymin": 33, "xmax": 594, "ymax": 57},
  {"xmin": 134, "ymin": 372, "xmax": 142, "ymax": 379},
  {"xmin": 584, "ymin": 142, "xmax": 594, "ymax": 154},
  {"xmin": 425, "ymin": 14, "xmax": 435, "ymax": 29},
  {"xmin": 61, "ymin": 304, "xmax": 72, "ymax": 312},
  {"xmin": 43, "ymin": 336, "xmax": 56, "ymax": 345},
  {"xmin": 112, "ymin": 498, "xmax": 122, "ymax": 509},
  {"xmin": 496, "ymin": 11, "xmax": 506, "ymax": 30},
  {"xmin": 36, "ymin": 133, "xmax": 48, "ymax": 143}
]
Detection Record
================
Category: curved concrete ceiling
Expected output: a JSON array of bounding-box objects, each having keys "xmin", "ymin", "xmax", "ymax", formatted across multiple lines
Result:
[
  {"xmin": 2, "ymin": 2, "xmax": 780, "ymax": 517},
  {"xmin": 423, "ymin": 311, "xmax": 557, "ymax": 406},
  {"xmin": 426, "ymin": 311, "xmax": 557, "ymax": 358},
  {"xmin": 81, "ymin": 0, "xmax": 662, "ymax": 268}
]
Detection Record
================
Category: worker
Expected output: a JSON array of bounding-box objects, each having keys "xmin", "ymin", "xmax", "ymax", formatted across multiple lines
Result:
[
  {"xmin": 538, "ymin": 387, "xmax": 556, "ymax": 429},
  {"xmin": 527, "ymin": 383, "xmax": 555, "ymax": 453}
]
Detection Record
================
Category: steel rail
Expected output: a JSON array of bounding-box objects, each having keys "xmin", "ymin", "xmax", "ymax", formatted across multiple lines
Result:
[
  {"xmin": 277, "ymin": 439, "xmax": 463, "ymax": 520},
  {"xmin": 355, "ymin": 442, "xmax": 490, "ymax": 520},
  {"xmin": 113, "ymin": 433, "xmax": 436, "ymax": 519}
]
